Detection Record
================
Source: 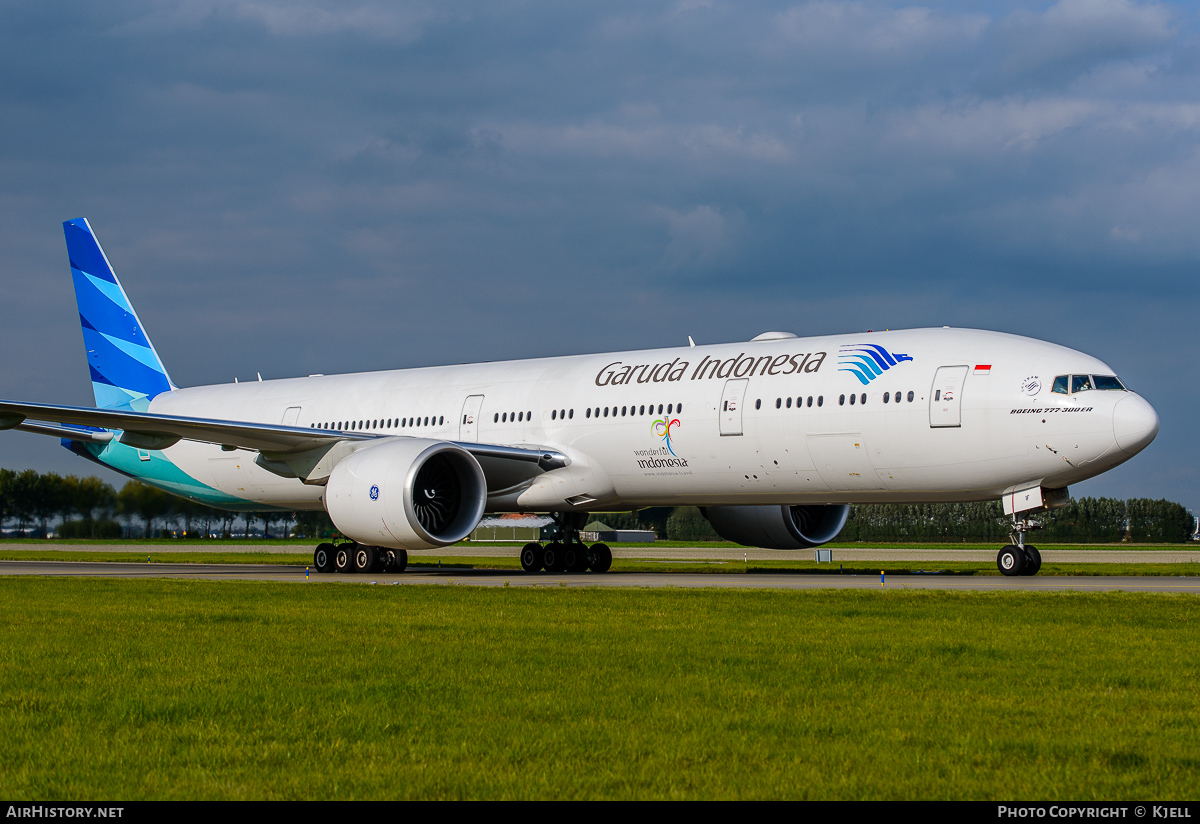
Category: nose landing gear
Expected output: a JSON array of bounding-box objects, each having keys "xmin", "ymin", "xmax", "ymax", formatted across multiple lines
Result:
[{"xmin": 998, "ymin": 517, "xmax": 1043, "ymax": 577}]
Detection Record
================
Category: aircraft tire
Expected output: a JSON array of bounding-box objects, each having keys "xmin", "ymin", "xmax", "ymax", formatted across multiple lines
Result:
[
  {"xmin": 1022, "ymin": 545, "xmax": 1042, "ymax": 576},
  {"xmin": 314, "ymin": 543, "xmax": 335, "ymax": 573},
  {"xmin": 542, "ymin": 542, "xmax": 564, "ymax": 572},
  {"xmin": 354, "ymin": 545, "xmax": 378, "ymax": 574},
  {"xmin": 334, "ymin": 544, "xmax": 354, "ymax": 573},
  {"xmin": 521, "ymin": 542, "xmax": 543, "ymax": 572},
  {"xmin": 563, "ymin": 545, "xmax": 586, "ymax": 573},
  {"xmin": 997, "ymin": 546, "xmax": 1026, "ymax": 577},
  {"xmin": 394, "ymin": 549, "xmax": 408, "ymax": 573},
  {"xmin": 588, "ymin": 542, "xmax": 612, "ymax": 573}
]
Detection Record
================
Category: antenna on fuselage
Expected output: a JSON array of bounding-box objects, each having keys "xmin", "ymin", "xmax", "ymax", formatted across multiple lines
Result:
[{"xmin": 688, "ymin": 336, "xmax": 696, "ymax": 348}]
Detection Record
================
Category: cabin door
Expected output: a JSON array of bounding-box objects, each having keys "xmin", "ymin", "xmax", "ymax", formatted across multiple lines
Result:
[
  {"xmin": 281, "ymin": 406, "xmax": 301, "ymax": 426},
  {"xmin": 459, "ymin": 395, "xmax": 485, "ymax": 441},
  {"xmin": 929, "ymin": 366, "xmax": 969, "ymax": 428},
  {"xmin": 719, "ymin": 379, "xmax": 749, "ymax": 436}
]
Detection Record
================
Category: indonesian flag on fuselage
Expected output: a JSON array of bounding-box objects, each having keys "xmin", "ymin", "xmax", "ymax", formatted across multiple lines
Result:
[{"xmin": 974, "ymin": 364, "xmax": 992, "ymax": 375}]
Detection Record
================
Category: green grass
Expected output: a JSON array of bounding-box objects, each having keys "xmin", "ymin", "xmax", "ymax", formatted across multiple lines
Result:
[{"xmin": 0, "ymin": 579, "xmax": 1197, "ymax": 799}]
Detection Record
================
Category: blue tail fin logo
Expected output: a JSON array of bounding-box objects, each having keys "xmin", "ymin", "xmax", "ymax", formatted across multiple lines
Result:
[{"xmin": 64, "ymin": 218, "xmax": 175, "ymax": 411}]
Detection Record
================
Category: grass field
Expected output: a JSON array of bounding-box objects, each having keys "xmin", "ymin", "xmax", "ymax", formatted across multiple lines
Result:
[{"xmin": 1, "ymin": 578, "xmax": 1197, "ymax": 799}]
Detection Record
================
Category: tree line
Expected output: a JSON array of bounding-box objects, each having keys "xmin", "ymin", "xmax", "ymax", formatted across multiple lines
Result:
[
  {"xmin": 2, "ymin": 467, "xmax": 1194, "ymax": 543},
  {"xmin": 0, "ymin": 468, "xmax": 335, "ymax": 539},
  {"xmin": 609, "ymin": 498, "xmax": 1197, "ymax": 543}
]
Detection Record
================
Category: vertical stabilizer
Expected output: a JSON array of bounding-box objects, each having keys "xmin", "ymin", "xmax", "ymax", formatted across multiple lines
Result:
[{"xmin": 64, "ymin": 218, "xmax": 175, "ymax": 410}]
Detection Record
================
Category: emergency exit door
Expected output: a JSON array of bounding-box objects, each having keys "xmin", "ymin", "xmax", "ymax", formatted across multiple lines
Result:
[
  {"xmin": 929, "ymin": 366, "xmax": 968, "ymax": 428},
  {"xmin": 459, "ymin": 395, "xmax": 485, "ymax": 441},
  {"xmin": 719, "ymin": 379, "xmax": 749, "ymax": 436}
]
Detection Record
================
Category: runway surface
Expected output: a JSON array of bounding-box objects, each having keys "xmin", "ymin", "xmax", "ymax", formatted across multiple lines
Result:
[
  {"xmin": 2, "ymin": 560, "xmax": 1198, "ymax": 593},
  {"xmin": 5, "ymin": 543, "xmax": 1199, "ymax": 563}
]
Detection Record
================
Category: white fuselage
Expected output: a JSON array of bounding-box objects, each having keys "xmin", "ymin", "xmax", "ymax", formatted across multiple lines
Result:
[{"xmin": 148, "ymin": 327, "xmax": 1158, "ymax": 513}]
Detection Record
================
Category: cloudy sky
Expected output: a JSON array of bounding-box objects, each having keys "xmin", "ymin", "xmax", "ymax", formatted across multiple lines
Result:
[{"xmin": 1, "ymin": 0, "xmax": 1197, "ymax": 511}]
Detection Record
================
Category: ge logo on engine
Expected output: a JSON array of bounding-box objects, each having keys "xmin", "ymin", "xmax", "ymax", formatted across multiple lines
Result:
[{"xmin": 369, "ymin": 484, "xmax": 380, "ymax": 501}]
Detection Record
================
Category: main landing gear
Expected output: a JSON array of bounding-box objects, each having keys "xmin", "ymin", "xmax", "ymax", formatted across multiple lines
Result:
[
  {"xmin": 519, "ymin": 512, "xmax": 614, "ymax": 574},
  {"xmin": 519, "ymin": 540, "xmax": 612, "ymax": 574},
  {"xmin": 313, "ymin": 542, "xmax": 408, "ymax": 575},
  {"xmin": 997, "ymin": 516, "xmax": 1043, "ymax": 577}
]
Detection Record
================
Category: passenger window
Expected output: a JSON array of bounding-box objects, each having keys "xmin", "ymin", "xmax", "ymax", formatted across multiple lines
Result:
[
  {"xmin": 586, "ymin": 408, "xmax": 591, "ymax": 418},
  {"xmin": 907, "ymin": 391, "xmax": 914, "ymax": 402},
  {"xmin": 568, "ymin": 409, "xmax": 574, "ymax": 419},
  {"xmin": 1052, "ymin": 375, "xmax": 1069, "ymax": 394},
  {"xmin": 786, "ymin": 397, "xmax": 792, "ymax": 408},
  {"xmin": 807, "ymin": 396, "xmax": 813, "ymax": 407},
  {"xmin": 849, "ymin": 394, "xmax": 856, "ymax": 405},
  {"xmin": 658, "ymin": 404, "xmax": 664, "ymax": 414},
  {"xmin": 775, "ymin": 398, "xmax": 781, "ymax": 409},
  {"xmin": 860, "ymin": 393, "xmax": 866, "ymax": 405},
  {"xmin": 755, "ymin": 399, "xmax": 761, "ymax": 410},
  {"xmin": 551, "ymin": 409, "xmax": 557, "ymax": 420},
  {"xmin": 817, "ymin": 395, "xmax": 824, "ymax": 407},
  {"xmin": 603, "ymin": 407, "xmax": 609, "ymax": 417},
  {"xmin": 935, "ymin": 390, "xmax": 941, "ymax": 401},
  {"xmin": 1071, "ymin": 375, "xmax": 1093, "ymax": 393},
  {"xmin": 677, "ymin": 403, "xmax": 683, "ymax": 413},
  {"xmin": 839, "ymin": 394, "xmax": 846, "ymax": 406}
]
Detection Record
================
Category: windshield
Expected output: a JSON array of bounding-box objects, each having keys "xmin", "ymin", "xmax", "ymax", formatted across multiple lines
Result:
[{"xmin": 1054, "ymin": 374, "xmax": 1126, "ymax": 394}]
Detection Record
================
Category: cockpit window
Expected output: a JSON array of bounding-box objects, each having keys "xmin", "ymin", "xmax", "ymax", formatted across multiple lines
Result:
[
  {"xmin": 1071, "ymin": 375, "xmax": 1093, "ymax": 393},
  {"xmin": 1093, "ymin": 375, "xmax": 1126, "ymax": 391},
  {"xmin": 1052, "ymin": 376, "xmax": 1069, "ymax": 395}
]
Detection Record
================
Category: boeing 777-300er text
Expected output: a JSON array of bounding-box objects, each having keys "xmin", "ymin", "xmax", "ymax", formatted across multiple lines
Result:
[{"xmin": 0, "ymin": 219, "xmax": 1161, "ymax": 576}]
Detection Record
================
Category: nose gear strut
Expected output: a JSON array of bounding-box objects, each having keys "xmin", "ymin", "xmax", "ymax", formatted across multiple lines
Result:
[{"xmin": 998, "ymin": 515, "xmax": 1043, "ymax": 576}]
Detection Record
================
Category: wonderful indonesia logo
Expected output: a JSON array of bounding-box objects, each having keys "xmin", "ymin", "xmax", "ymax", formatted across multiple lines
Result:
[{"xmin": 634, "ymin": 416, "xmax": 688, "ymax": 468}]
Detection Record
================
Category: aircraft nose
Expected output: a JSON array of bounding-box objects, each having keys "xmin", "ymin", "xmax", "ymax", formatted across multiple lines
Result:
[{"xmin": 1113, "ymin": 394, "xmax": 1159, "ymax": 455}]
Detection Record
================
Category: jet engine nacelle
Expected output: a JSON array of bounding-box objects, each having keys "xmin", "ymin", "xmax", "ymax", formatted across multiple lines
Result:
[
  {"xmin": 324, "ymin": 438, "xmax": 487, "ymax": 550},
  {"xmin": 704, "ymin": 504, "xmax": 850, "ymax": 549}
]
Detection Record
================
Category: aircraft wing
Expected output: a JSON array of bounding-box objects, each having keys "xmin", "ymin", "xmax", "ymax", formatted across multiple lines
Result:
[{"xmin": 0, "ymin": 399, "xmax": 567, "ymax": 475}]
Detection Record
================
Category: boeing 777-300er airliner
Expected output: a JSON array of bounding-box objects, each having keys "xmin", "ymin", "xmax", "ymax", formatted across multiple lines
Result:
[{"xmin": 0, "ymin": 219, "xmax": 1161, "ymax": 576}]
